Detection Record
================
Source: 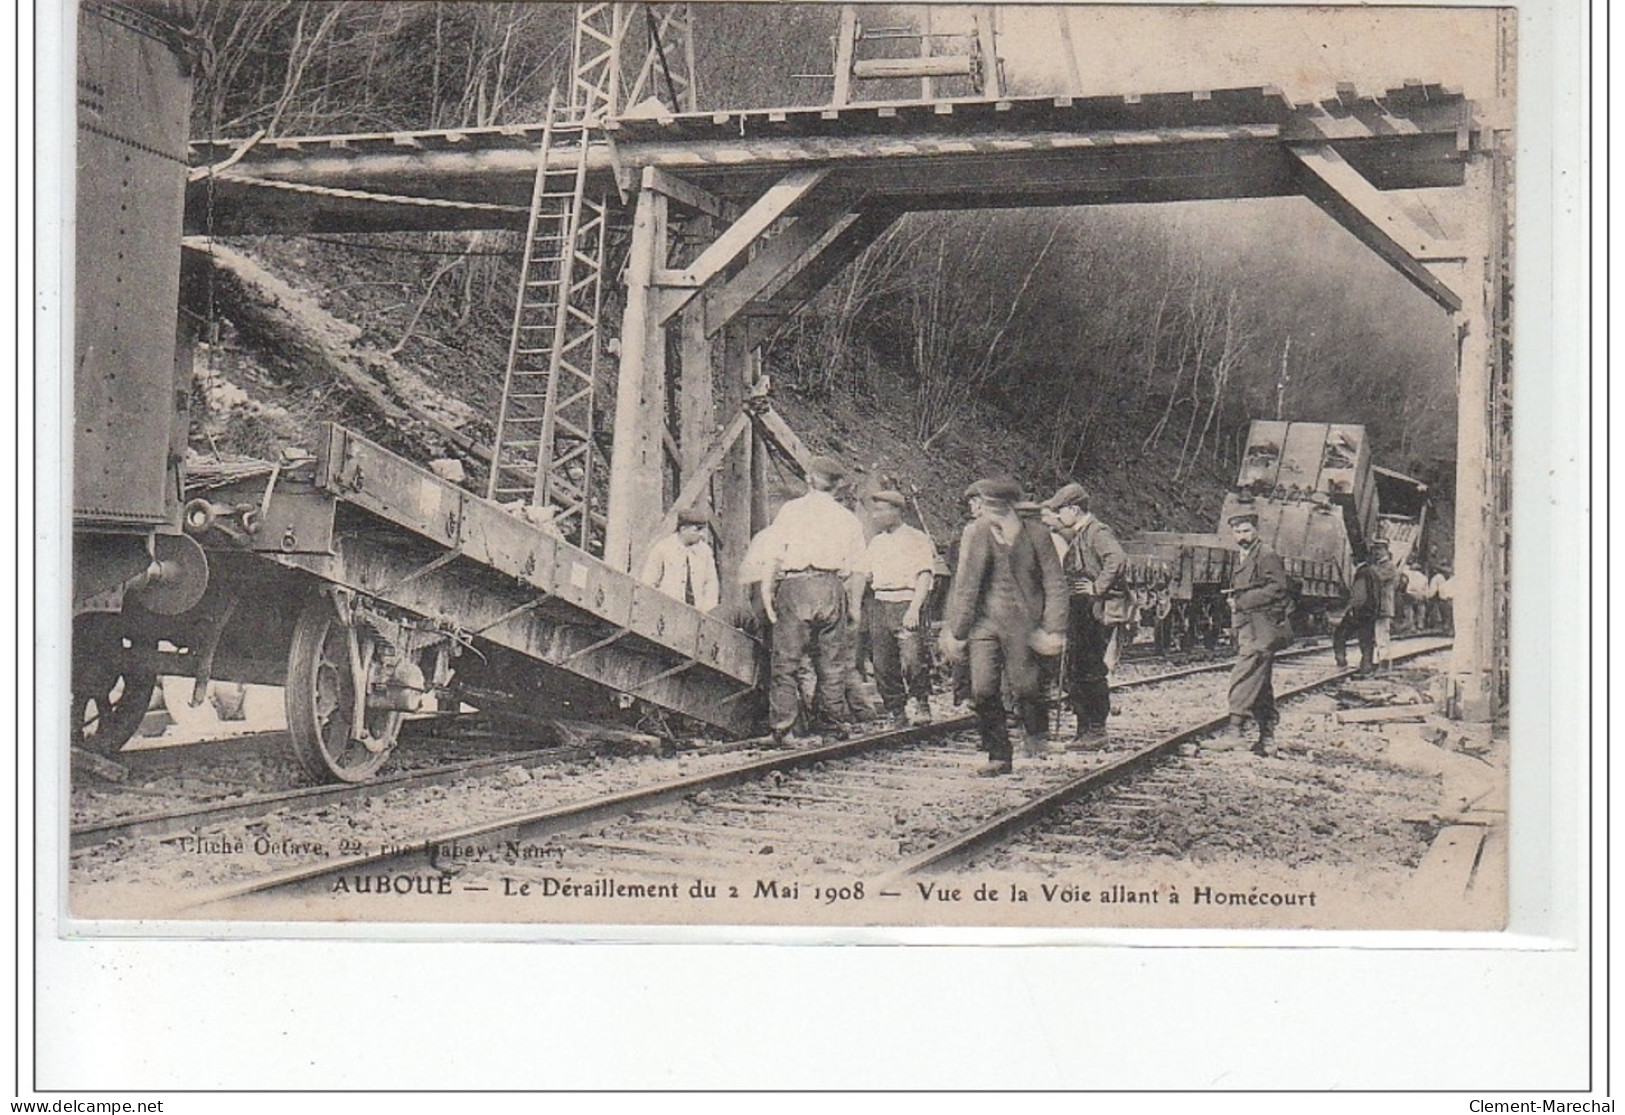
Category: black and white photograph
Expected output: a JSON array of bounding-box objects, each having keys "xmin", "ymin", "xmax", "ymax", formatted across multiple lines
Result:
[{"xmin": 59, "ymin": 1, "xmax": 1525, "ymax": 935}]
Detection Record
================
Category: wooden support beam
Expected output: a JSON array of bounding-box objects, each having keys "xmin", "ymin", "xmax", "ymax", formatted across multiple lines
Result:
[
  {"xmin": 678, "ymin": 291, "xmax": 715, "ymax": 479},
  {"xmin": 187, "ymin": 126, "xmax": 1475, "ymax": 236},
  {"xmin": 742, "ymin": 206, "xmax": 903, "ymax": 348},
  {"xmin": 713, "ymin": 324, "xmax": 757, "ymax": 598},
  {"xmin": 652, "ymin": 169, "xmax": 831, "ymax": 325},
  {"xmin": 1056, "ymin": 8, "xmax": 1082, "ymax": 95},
  {"xmin": 975, "ymin": 6, "xmax": 1002, "ymax": 99},
  {"xmin": 1288, "ymin": 143, "xmax": 1464, "ymax": 312},
  {"xmin": 644, "ymin": 165, "xmax": 724, "ymax": 218},
  {"xmin": 1289, "ymin": 143, "xmax": 1465, "ymax": 261},
  {"xmin": 754, "ymin": 405, "xmax": 814, "ymax": 477},
  {"xmin": 654, "ymin": 411, "xmax": 751, "ymax": 539},
  {"xmin": 832, "ymin": 6, "xmax": 857, "ymax": 107},
  {"xmin": 918, "ymin": 6, "xmax": 935, "ymax": 101},
  {"xmin": 604, "ymin": 171, "xmax": 670, "ymax": 575},
  {"xmin": 1443, "ymin": 152, "xmax": 1501, "ymax": 722},
  {"xmin": 852, "ymin": 56, "xmax": 973, "ymax": 80},
  {"xmin": 702, "ymin": 209, "xmax": 862, "ymax": 336}
]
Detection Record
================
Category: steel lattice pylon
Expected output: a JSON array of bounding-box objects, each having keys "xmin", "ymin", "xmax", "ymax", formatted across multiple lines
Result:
[
  {"xmin": 488, "ymin": 4, "xmax": 696, "ymax": 551},
  {"xmin": 571, "ymin": 2, "xmax": 697, "ymax": 120}
]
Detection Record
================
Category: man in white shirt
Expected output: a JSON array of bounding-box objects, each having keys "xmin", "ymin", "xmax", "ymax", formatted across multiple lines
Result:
[
  {"xmin": 859, "ymin": 490, "xmax": 939, "ymax": 726},
  {"xmin": 763, "ymin": 455, "xmax": 867, "ymax": 744},
  {"xmin": 638, "ymin": 507, "xmax": 720, "ymax": 612},
  {"xmin": 1401, "ymin": 562, "xmax": 1430, "ymax": 633}
]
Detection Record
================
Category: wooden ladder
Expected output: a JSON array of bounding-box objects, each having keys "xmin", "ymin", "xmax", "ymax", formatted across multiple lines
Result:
[{"xmin": 487, "ymin": 91, "xmax": 609, "ymax": 551}]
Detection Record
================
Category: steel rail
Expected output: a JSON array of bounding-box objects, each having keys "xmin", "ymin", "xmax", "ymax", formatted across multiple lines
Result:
[
  {"xmin": 167, "ymin": 640, "xmax": 1382, "ymax": 912},
  {"xmin": 79, "ymin": 641, "xmax": 1324, "ymax": 854},
  {"xmin": 175, "ymin": 716, "xmax": 959, "ymax": 911},
  {"xmin": 73, "ymin": 743, "xmax": 591, "ymax": 853},
  {"xmin": 877, "ymin": 637, "xmax": 1453, "ymax": 881}
]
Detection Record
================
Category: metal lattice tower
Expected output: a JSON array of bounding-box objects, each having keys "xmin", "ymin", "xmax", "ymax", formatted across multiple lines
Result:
[
  {"xmin": 489, "ymin": 4, "xmax": 695, "ymax": 549},
  {"xmin": 571, "ymin": 3, "xmax": 698, "ymax": 120}
]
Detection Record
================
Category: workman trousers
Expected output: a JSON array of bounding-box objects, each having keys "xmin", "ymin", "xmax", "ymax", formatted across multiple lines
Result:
[
  {"xmin": 1333, "ymin": 609, "xmax": 1377, "ymax": 673},
  {"xmin": 1374, "ymin": 616, "xmax": 1393, "ymax": 667},
  {"xmin": 770, "ymin": 573, "xmax": 851, "ymax": 733},
  {"xmin": 1227, "ymin": 621, "xmax": 1279, "ymax": 730},
  {"xmin": 1429, "ymin": 599, "xmax": 1454, "ymax": 637},
  {"xmin": 1065, "ymin": 594, "xmax": 1113, "ymax": 729},
  {"xmin": 968, "ymin": 620, "xmax": 1048, "ymax": 761},
  {"xmin": 867, "ymin": 598, "xmax": 930, "ymax": 716}
]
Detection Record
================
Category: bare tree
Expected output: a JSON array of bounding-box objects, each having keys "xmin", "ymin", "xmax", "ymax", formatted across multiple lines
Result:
[{"xmin": 905, "ymin": 212, "xmax": 1067, "ymax": 449}]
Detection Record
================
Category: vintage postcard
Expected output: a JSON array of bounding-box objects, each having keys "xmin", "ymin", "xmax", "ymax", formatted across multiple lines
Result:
[{"xmin": 59, "ymin": 1, "xmax": 1517, "ymax": 934}]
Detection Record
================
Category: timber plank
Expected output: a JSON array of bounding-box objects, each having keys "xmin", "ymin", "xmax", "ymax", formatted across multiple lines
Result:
[{"xmin": 1411, "ymin": 824, "xmax": 1485, "ymax": 901}]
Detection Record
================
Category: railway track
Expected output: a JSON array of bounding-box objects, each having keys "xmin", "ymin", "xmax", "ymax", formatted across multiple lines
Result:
[
  {"xmin": 71, "ymin": 639, "xmax": 1336, "ymax": 854},
  {"xmin": 879, "ymin": 638, "xmax": 1449, "ymax": 879},
  {"xmin": 149, "ymin": 637, "xmax": 1448, "ymax": 916}
]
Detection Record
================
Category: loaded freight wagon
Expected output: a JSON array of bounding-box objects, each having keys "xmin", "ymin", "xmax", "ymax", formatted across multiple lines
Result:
[{"xmin": 1118, "ymin": 420, "xmax": 1429, "ymax": 649}]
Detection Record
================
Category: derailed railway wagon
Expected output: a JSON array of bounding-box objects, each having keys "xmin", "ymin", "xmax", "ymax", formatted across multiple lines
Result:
[
  {"xmin": 69, "ymin": 1, "xmax": 762, "ymax": 782},
  {"xmin": 1118, "ymin": 420, "xmax": 1429, "ymax": 648},
  {"xmin": 71, "ymin": 1, "xmax": 204, "ymax": 754},
  {"xmin": 159, "ymin": 429, "xmax": 762, "ymax": 781}
]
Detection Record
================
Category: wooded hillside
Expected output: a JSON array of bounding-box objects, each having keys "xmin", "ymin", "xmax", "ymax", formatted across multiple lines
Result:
[{"xmin": 171, "ymin": 1, "xmax": 1459, "ymax": 541}]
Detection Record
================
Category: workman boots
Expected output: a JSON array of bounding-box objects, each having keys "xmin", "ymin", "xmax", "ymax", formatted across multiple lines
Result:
[{"xmin": 1202, "ymin": 715, "xmax": 1251, "ymax": 752}]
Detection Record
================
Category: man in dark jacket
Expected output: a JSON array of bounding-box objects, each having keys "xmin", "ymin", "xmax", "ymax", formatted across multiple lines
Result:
[
  {"xmin": 1214, "ymin": 511, "xmax": 1292, "ymax": 756},
  {"xmin": 1333, "ymin": 549, "xmax": 1382, "ymax": 676},
  {"xmin": 938, "ymin": 479, "xmax": 1069, "ymax": 775},
  {"xmin": 1043, "ymin": 482, "xmax": 1128, "ymax": 744}
]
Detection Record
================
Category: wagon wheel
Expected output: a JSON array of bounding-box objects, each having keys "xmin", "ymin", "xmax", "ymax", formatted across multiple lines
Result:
[
  {"xmin": 285, "ymin": 596, "xmax": 401, "ymax": 783},
  {"xmin": 1200, "ymin": 596, "xmax": 1232, "ymax": 650},
  {"xmin": 1156, "ymin": 601, "xmax": 1186, "ymax": 655},
  {"xmin": 71, "ymin": 613, "xmax": 157, "ymax": 756}
]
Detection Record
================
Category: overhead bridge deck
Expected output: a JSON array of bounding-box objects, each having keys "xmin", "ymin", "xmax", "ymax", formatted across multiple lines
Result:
[{"xmin": 186, "ymin": 84, "xmax": 1477, "ymax": 235}]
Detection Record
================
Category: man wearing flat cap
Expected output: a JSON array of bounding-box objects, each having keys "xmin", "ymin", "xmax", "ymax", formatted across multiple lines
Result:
[
  {"xmin": 1043, "ymin": 481, "xmax": 1128, "ymax": 744},
  {"xmin": 761, "ymin": 454, "xmax": 868, "ymax": 743},
  {"xmin": 1333, "ymin": 544, "xmax": 1382, "ymax": 676},
  {"xmin": 1216, "ymin": 510, "xmax": 1292, "ymax": 756},
  {"xmin": 858, "ymin": 489, "xmax": 940, "ymax": 726},
  {"xmin": 639, "ymin": 506, "xmax": 720, "ymax": 612},
  {"xmin": 939, "ymin": 477, "xmax": 1068, "ymax": 775},
  {"xmin": 1369, "ymin": 538, "xmax": 1399, "ymax": 671}
]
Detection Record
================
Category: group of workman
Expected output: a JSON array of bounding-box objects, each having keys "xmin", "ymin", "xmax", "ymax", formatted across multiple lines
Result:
[
  {"xmin": 1331, "ymin": 544, "xmax": 1455, "ymax": 677},
  {"xmin": 639, "ymin": 454, "xmax": 1454, "ymax": 776}
]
